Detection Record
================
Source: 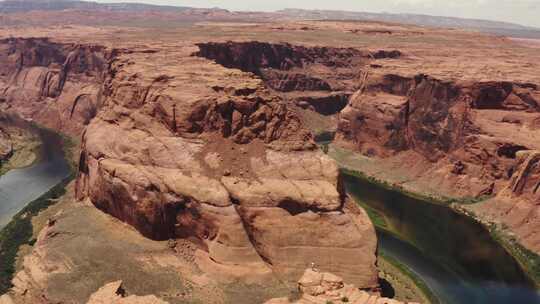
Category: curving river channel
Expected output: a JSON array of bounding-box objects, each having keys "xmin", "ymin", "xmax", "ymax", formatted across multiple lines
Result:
[
  {"xmin": 2, "ymin": 125, "xmax": 540, "ymax": 304},
  {"xmin": 344, "ymin": 173, "xmax": 540, "ymax": 304},
  {"xmin": 0, "ymin": 121, "xmax": 71, "ymax": 229}
]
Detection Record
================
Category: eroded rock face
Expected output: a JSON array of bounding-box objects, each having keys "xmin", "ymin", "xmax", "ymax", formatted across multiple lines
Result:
[
  {"xmin": 194, "ymin": 41, "xmax": 365, "ymax": 75},
  {"xmin": 264, "ymin": 268, "xmax": 419, "ymax": 304},
  {"xmin": 336, "ymin": 72, "xmax": 540, "ymax": 251},
  {"xmin": 0, "ymin": 38, "xmax": 109, "ymax": 136},
  {"xmin": 74, "ymin": 43, "xmax": 378, "ymax": 288},
  {"xmin": 0, "ymin": 129, "xmax": 13, "ymax": 162},
  {"xmin": 337, "ymin": 73, "xmax": 540, "ymax": 194},
  {"xmin": 195, "ymin": 41, "xmax": 399, "ymax": 120},
  {"xmin": 0, "ymin": 113, "xmax": 36, "ymax": 165},
  {"xmin": 481, "ymin": 151, "xmax": 540, "ymax": 250}
]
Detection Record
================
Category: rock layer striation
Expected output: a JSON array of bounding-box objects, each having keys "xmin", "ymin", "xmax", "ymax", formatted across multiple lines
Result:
[
  {"xmin": 71, "ymin": 42, "xmax": 378, "ymax": 287},
  {"xmin": 336, "ymin": 72, "xmax": 540, "ymax": 251},
  {"xmin": 265, "ymin": 268, "xmax": 419, "ymax": 304},
  {"xmin": 0, "ymin": 37, "xmax": 110, "ymax": 136}
]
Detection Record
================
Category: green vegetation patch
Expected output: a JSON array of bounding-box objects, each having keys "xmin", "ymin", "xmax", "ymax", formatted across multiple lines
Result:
[
  {"xmin": 341, "ymin": 167, "xmax": 490, "ymax": 206},
  {"xmin": 355, "ymin": 199, "xmax": 388, "ymax": 229},
  {"xmin": 379, "ymin": 252, "xmax": 439, "ymax": 304},
  {"xmin": 0, "ymin": 125, "xmax": 77, "ymax": 294},
  {"xmin": 0, "ymin": 174, "xmax": 74, "ymax": 294},
  {"xmin": 489, "ymin": 224, "xmax": 540, "ymax": 287}
]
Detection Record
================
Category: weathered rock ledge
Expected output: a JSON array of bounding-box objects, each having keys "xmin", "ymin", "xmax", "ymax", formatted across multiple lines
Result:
[
  {"xmin": 87, "ymin": 281, "xmax": 167, "ymax": 304},
  {"xmin": 265, "ymin": 268, "xmax": 419, "ymax": 304},
  {"xmin": 0, "ymin": 37, "xmax": 382, "ymax": 302}
]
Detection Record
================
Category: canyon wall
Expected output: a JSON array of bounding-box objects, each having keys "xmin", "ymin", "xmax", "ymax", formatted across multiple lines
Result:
[
  {"xmin": 0, "ymin": 38, "xmax": 382, "ymax": 297},
  {"xmin": 0, "ymin": 37, "xmax": 110, "ymax": 136},
  {"xmin": 0, "ymin": 113, "xmax": 38, "ymax": 166},
  {"xmin": 70, "ymin": 42, "xmax": 378, "ymax": 287},
  {"xmin": 195, "ymin": 41, "xmax": 540, "ymax": 214},
  {"xmin": 336, "ymin": 72, "xmax": 540, "ymax": 251}
]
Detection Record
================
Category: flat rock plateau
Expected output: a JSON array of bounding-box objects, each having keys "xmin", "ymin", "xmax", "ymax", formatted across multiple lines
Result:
[{"xmin": 0, "ymin": 5, "xmax": 539, "ymax": 304}]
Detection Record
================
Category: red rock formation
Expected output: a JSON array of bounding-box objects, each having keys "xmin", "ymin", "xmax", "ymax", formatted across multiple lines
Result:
[
  {"xmin": 336, "ymin": 71, "xmax": 540, "ymax": 251},
  {"xmin": 265, "ymin": 268, "xmax": 419, "ymax": 304},
  {"xmin": 194, "ymin": 41, "xmax": 400, "ymax": 120},
  {"xmin": 87, "ymin": 281, "xmax": 168, "ymax": 304},
  {"xmin": 336, "ymin": 73, "xmax": 540, "ymax": 196},
  {"xmin": 478, "ymin": 151, "xmax": 540, "ymax": 250},
  {"xmin": 72, "ymin": 43, "xmax": 378, "ymax": 288},
  {"xmin": 0, "ymin": 38, "xmax": 109, "ymax": 136},
  {"xmin": 194, "ymin": 41, "xmax": 365, "ymax": 74},
  {"xmin": 0, "ymin": 37, "xmax": 380, "ymax": 294},
  {"xmin": 194, "ymin": 42, "xmax": 407, "ymax": 125},
  {"xmin": 0, "ymin": 113, "xmax": 34, "ymax": 164}
]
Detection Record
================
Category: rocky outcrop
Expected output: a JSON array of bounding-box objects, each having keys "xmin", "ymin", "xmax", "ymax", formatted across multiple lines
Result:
[
  {"xmin": 0, "ymin": 129, "xmax": 13, "ymax": 162},
  {"xmin": 0, "ymin": 113, "xmax": 16, "ymax": 163},
  {"xmin": 336, "ymin": 73, "xmax": 540, "ymax": 197},
  {"xmin": 87, "ymin": 281, "xmax": 168, "ymax": 304},
  {"xmin": 194, "ymin": 41, "xmax": 365, "ymax": 75},
  {"xmin": 262, "ymin": 71, "xmax": 332, "ymax": 92},
  {"xmin": 264, "ymin": 268, "xmax": 419, "ymax": 304},
  {"xmin": 0, "ymin": 38, "xmax": 109, "ymax": 136},
  {"xmin": 470, "ymin": 82, "xmax": 539, "ymax": 111},
  {"xmin": 335, "ymin": 71, "xmax": 540, "ymax": 252},
  {"xmin": 10, "ymin": 217, "xmax": 68, "ymax": 299},
  {"xmin": 0, "ymin": 113, "xmax": 38, "ymax": 167},
  {"xmin": 195, "ymin": 41, "xmax": 402, "ymax": 119},
  {"xmin": 74, "ymin": 43, "xmax": 378, "ymax": 288},
  {"xmin": 478, "ymin": 151, "xmax": 540, "ymax": 250}
]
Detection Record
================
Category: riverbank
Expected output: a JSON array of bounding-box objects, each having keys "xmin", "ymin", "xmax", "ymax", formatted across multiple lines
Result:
[
  {"xmin": 378, "ymin": 253, "xmax": 435, "ymax": 304},
  {"xmin": 457, "ymin": 204, "xmax": 540, "ymax": 288},
  {"xmin": 351, "ymin": 191, "xmax": 436, "ymax": 303},
  {"xmin": 0, "ymin": 127, "xmax": 41, "ymax": 177},
  {"xmin": 0, "ymin": 126, "xmax": 77, "ymax": 294},
  {"xmin": 331, "ymin": 145, "xmax": 540, "ymax": 290},
  {"xmin": 0, "ymin": 175, "xmax": 73, "ymax": 293},
  {"xmin": 331, "ymin": 146, "xmax": 489, "ymax": 206}
]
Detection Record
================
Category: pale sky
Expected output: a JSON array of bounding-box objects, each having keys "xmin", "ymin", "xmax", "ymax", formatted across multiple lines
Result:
[{"xmin": 96, "ymin": 0, "xmax": 540, "ymax": 28}]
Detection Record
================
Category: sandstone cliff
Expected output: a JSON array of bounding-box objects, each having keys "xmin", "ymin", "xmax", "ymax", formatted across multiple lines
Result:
[
  {"xmin": 87, "ymin": 281, "xmax": 167, "ymax": 304},
  {"xmin": 0, "ymin": 113, "xmax": 40, "ymax": 170},
  {"xmin": 71, "ymin": 42, "xmax": 378, "ymax": 287},
  {"xmin": 0, "ymin": 37, "xmax": 382, "ymax": 302},
  {"xmin": 335, "ymin": 72, "xmax": 540, "ymax": 251},
  {"xmin": 194, "ymin": 41, "xmax": 400, "ymax": 119},
  {"xmin": 474, "ymin": 150, "xmax": 540, "ymax": 250},
  {"xmin": 195, "ymin": 42, "xmax": 540, "ymax": 231}
]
